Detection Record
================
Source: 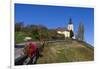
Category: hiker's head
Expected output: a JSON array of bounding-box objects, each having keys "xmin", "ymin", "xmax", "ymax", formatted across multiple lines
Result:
[{"xmin": 24, "ymin": 37, "xmax": 32, "ymax": 42}]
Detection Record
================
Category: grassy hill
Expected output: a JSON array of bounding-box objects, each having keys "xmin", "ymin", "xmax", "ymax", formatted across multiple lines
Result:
[{"xmin": 37, "ymin": 39, "xmax": 94, "ymax": 64}]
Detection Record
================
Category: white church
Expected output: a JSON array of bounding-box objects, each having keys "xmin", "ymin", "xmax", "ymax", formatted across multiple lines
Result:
[{"xmin": 57, "ymin": 18, "xmax": 75, "ymax": 39}]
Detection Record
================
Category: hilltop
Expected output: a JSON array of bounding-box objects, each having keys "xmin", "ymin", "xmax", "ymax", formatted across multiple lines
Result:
[{"xmin": 37, "ymin": 39, "xmax": 94, "ymax": 64}]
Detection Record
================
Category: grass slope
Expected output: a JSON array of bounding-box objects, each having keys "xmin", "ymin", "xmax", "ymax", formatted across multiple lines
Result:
[{"xmin": 37, "ymin": 39, "xmax": 94, "ymax": 64}]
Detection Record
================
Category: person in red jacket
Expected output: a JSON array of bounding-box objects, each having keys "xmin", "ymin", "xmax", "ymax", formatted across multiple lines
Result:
[{"xmin": 23, "ymin": 37, "xmax": 37, "ymax": 64}]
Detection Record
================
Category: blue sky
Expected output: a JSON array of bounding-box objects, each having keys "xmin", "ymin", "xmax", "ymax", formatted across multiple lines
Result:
[{"xmin": 15, "ymin": 3, "xmax": 94, "ymax": 46}]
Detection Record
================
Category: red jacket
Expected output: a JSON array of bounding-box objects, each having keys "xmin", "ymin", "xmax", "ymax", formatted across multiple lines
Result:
[{"xmin": 27, "ymin": 42, "xmax": 37, "ymax": 58}]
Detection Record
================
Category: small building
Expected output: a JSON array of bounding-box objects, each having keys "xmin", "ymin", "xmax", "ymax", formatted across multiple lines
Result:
[
  {"xmin": 57, "ymin": 29, "xmax": 70, "ymax": 38},
  {"xmin": 57, "ymin": 18, "xmax": 74, "ymax": 39}
]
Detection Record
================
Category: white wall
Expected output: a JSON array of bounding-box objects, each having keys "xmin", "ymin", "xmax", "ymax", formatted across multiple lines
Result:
[{"xmin": 68, "ymin": 24, "xmax": 74, "ymax": 31}]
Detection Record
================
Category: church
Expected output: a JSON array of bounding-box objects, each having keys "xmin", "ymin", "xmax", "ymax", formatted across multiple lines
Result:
[{"xmin": 57, "ymin": 18, "xmax": 74, "ymax": 39}]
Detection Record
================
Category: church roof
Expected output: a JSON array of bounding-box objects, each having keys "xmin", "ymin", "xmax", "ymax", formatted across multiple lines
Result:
[{"xmin": 56, "ymin": 27, "xmax": 70, "ymax": 32}]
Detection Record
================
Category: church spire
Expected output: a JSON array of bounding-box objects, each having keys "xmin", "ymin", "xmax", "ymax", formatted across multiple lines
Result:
[{"xmin": 69, "ymin": 18, "xmax": 73, "ymax": 24}]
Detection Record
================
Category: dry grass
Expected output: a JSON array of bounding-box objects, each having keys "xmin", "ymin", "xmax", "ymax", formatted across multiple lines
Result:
[{"xmin": 37, "ymin": 40, "xmax": 94, "ymax": 64}]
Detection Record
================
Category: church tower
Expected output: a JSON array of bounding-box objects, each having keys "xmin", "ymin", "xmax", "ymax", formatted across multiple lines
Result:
[
  {"xmin": 68, "ymin": 18, "xmax": 74, "ymax": 31},
  {"xmin": 67, "ymin": 18, "xmax": 74, "ymax": 38}
]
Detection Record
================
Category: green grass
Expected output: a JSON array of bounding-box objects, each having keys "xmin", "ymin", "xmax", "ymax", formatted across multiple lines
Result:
[
  {"xmin": 15, "ymin": 32, "xmax": 27, "ymax": 43},
  {"xmin": 15, "ymin": 32, "xmax": 39, "ymax": 44}
]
